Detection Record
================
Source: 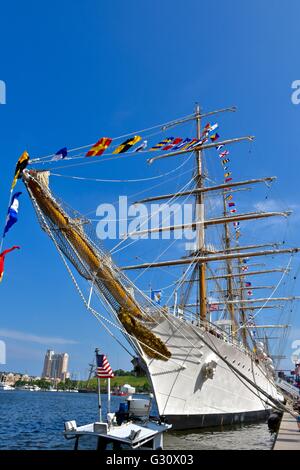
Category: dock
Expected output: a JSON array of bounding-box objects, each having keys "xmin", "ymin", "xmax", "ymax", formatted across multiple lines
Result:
[{"xmin": 273, "ymin": 412, "xmax": 300, "ymax": 450}]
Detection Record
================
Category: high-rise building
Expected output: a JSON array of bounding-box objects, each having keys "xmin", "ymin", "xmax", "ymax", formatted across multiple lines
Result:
[
  {"xmin": 42, "ymin": 350, "xmax": 54, "ymax": 378},
  {"xmin": 42, "ymin": 350, "xmax": 69, "ymax": 382}
]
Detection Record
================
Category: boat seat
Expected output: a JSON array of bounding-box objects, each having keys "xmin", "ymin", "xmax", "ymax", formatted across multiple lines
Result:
[
  {"xmin": 93, "ymin": 422, "xmax": 108, "ymax": 434},
  {"xmin": 64, "ymin": 420, "xmax": 77, "ymax": 432}
]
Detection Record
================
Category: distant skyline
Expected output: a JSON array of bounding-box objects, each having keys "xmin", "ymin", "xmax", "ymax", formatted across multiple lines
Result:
[{"xmin": 1, "ymin": 0, "xmax": 300, "ymax": 375}]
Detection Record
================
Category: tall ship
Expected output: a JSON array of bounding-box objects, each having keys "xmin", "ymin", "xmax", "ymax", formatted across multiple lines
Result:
[{"xmin": 20, "ymin": 105, "xmax": 299, "ymax": 429}]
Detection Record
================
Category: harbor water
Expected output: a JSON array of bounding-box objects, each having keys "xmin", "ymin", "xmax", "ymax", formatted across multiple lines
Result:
[{"xmin": 0, "ymin": 391, "xmax": 275, "ymax": 450}]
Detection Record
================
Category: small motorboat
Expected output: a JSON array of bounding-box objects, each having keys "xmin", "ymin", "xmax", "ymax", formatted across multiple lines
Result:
[
  {"xmin": 64, "ymin": 395, "xmax": 171, "ymax": 450},
  {"xmin": 0, "ymin": 382, "xmax": 14, "ymax": 391}
]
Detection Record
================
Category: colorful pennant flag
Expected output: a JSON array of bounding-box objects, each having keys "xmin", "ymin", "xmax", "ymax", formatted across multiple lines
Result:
[
  {"xmin": 186, "ymin": 138, "xmax": 204, "ymax": 150},
  {"xmin": 247, "ymin": 290, "xmax": 253, "ymax": 296},
  {"xmin": 113, "ymin": 135, "xmax": 142, "ymax": 154},
  {"xmin": 230, "ymin": 209, "xmax": 237, "ymax": 213},
  {"xmin": 203, "ymin": 123, "xmax": 211, "ymax": 134},
  {"xmin": 162, "ymin": 138, "xmax": 183, "ymax": 151},
  {"xmin": 203, "ymin": 123, "xmax": 218, "ymax": 135},
  {"xmin": 228, "ymin": 202, "xmax": 235, "ymax": 207},
  {"xmin": 219, "ymin": 150, "xmax": 229, "ymax": 158},
  {"xmin": 209, "ymin": 123, "xmax": 219, "ymax": 133},
  {"xmin": 52, "ymin": 147, "xmax": 68, "ymax": 161},
  {"xmin": 3, "ymin": 192, "xmax": 22, "ymax": 237},
  {"xmin": 216, "ymin": 144, "xmax": 224, "ymax": 151},
  {"xmin": 150, "ymin": 137, "xmax": 174, "ymax": 151},
  {"xmin": 224, "ymin": 172, "xmax": 231, "ymax": 178},
  {"xmin": 86, "ymin": 138, "xmax": 112, "ymax": 157},
  {"xmin": 134, "ymin": 140, "xmax": 148, "ymax": 152},
  {"xmin": 245, "ymin": 282, "xmax": 252, "ymax": 287},
  {"xmin": 181, "ymin": 138, "xmax": 199, "ymax": 150},
  {"xmin": 11, "ymin": 151, "xmax": 29, "ymax": 190},
  {"xmin": 225, "ymin": 177, "xmax": 233, "ymax": 182},
  {"xmin": 210, "ymin": 133, "xmax": 220, "ymax": 142},
  {"xmin": 0, "ymin": 246, "xmax": 20, "ymax": 282},
  {"xmin": 221, "ymin": 158, "xmax": 230, "ymax": 165},
  {"xmin": 171, "ymin": 138, "xmax": 191, "ymax": 151}
]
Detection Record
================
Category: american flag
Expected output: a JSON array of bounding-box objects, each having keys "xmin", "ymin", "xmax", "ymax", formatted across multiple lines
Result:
[{"xmin": 95, "ymin": 353, "xmax": 114, "ymax": 379}]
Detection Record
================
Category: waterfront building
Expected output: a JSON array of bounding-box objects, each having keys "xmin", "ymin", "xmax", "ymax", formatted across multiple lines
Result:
[{"xmin": 42, "ymin": 350, "xmax": 69, "ymax": 382}]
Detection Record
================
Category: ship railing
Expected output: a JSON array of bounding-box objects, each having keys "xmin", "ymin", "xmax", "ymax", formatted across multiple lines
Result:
[
  {"xmin": 200, "ymin": 318, "xmax": 255, "ymax": 359},
  {"xmin": 143, "ymin": 305, "xmax": 255, "ymax": 361}
]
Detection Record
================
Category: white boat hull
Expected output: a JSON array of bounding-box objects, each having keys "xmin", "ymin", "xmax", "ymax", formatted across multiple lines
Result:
[{"xmin": 142, "ymin": 315, "xmax": 281, "ymax": 429}]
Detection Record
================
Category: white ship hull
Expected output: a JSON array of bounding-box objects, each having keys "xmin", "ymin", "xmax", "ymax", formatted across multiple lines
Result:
[{"xmin": 142, "ymin": 315, "xmax": 281, "ymax": 430}]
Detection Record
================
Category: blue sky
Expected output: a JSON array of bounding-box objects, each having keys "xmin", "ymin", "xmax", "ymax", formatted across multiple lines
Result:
[{"xmin": 1, "ymin": 0, "xmax": 300, "ymax": 377}]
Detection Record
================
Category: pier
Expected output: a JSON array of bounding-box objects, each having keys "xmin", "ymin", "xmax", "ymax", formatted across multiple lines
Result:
[{"xmin": 273, "ymin": 412, "xmax": 300, "ymax": 450}]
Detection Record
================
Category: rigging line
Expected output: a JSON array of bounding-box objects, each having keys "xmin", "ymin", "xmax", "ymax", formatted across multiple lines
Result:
[
  {"xmin": 128, "ymin": 255, "xmax": 180, "ymax": 281},
  {"xmin": 235, "ymin": 256, "xmax": 293, "ymax": 334},
  {"xmin": 27, "ymin": 172, "xmax": 280, "ymax": 376},
  {"xmin": 110, "ymin": 168, "xmax": 195, "ymax": 255},
  {"xmin": 38, "ymin": 119, "xmax": 195, "ymax": 167},
  {"xmin": 41, "ymin": 151, "xmax": 145, "ymax": 171},
  {"xmin": 92, "ymin": 270, "xmax": 160, "ymax": 325},
  {"xmin": 164, "ymin": 249, "xmax": 203, "ymax": 306},
  {"xmin": 127, "ymin": 267, "xmax": 258, "ymax": 373},
  {"xmin": 93, "ymin": 285, "xmax": 159, "ymax": 350},
  {"xmin": 82, "ymin": 166, "xmax": 194, "ymax": 218},
  {"xmin": 31, "ymin": 128, "xmax": 165, "ymax": 165},
  {"xmin": 37, "ymin": 118, "xmax": 196, "ymax": 170},
  {"xmin": 87, "ymin": 305, "xmax": 185, "ymax": 367},
  {"xmin": 87, "ymin": 301, "xmax": 136, "ymax": 358},
  {"xmin": 50, "ymin": 169, "xmax": 191, "ymax": 184},
  {"xmin": 134, "ymin": 243, "xmax": 206, "ymax": 321},
  {"xmin": 141, "ymin": 279, "xmax": 179, "ymax": 294},
  {"xmin": 114, "ymin": 241, "xmax": 208, "ymax": 329},
  {"xmin": 31, "ymin": 112, "xmax": 196, "ymax": 162},
  {"xmin": 201, "ymin": 334, "xmax": 275, "ymax": 411},
  {"xmin": 29, "ymin": 167, "xmax": 284, "ymax": 372},
  {"xmin": 149, "ymin": 298, "xmax": 281, "ymax": 406},
  {"xmin": 195, "ymin": 320, "xmax": 280, "ymax": 408},
  {"xmin": 26, "ymin": 178, "xmax": 149, "ymax": 349},
  {"xmin": 28, "ymin": 184, "xmax": 176, "ymax": 362},
  {"xmin": 50, "ymin": 149, "xmax": 195, "ymax": 187},
  {"xmin": 111, "ymin": 184, "xmax": 195, "ymax": 261}
]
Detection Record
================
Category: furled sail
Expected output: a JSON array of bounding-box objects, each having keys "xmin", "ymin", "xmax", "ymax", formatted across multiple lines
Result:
[{"xmin": 23, "ymin": 169, "xmax": 171, "ymax": 361}]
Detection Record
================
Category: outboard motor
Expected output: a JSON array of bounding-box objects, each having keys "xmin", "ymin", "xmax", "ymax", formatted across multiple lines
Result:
[
  {"xmin": 115, "ymin": 401, "xmax": 129, "ymax": 425},
  {"xmin": 127, "ymin": 396, "xmax": 152, "ymax": 420}
]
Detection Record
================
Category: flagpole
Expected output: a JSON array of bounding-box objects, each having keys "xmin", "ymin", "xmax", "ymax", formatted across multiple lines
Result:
[
  {"xmin": 107, "ymin": 378, "xmax": 111, "ymax": 414},
  {"xmin": 95, "ymin": 348, "xmax": 102, "ymax": 422}
]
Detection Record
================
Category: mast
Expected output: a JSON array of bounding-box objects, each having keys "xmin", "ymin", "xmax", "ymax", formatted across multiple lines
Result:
[
  {"xmin": 238, "ymin": 255, "xmax": 248, "ymax": 348},
  {"xmin": 222, "ymin": 192, "xmax": 237, "ymax": 334},
  {"xmin": 195, "ymin": 104, "xmax": 207, "ymax": 322}
]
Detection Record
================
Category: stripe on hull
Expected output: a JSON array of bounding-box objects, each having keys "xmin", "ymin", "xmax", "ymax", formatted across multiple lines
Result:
[{"xmin": 163, "ymin": 408, "xmax": 271, "ymax": 430}]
